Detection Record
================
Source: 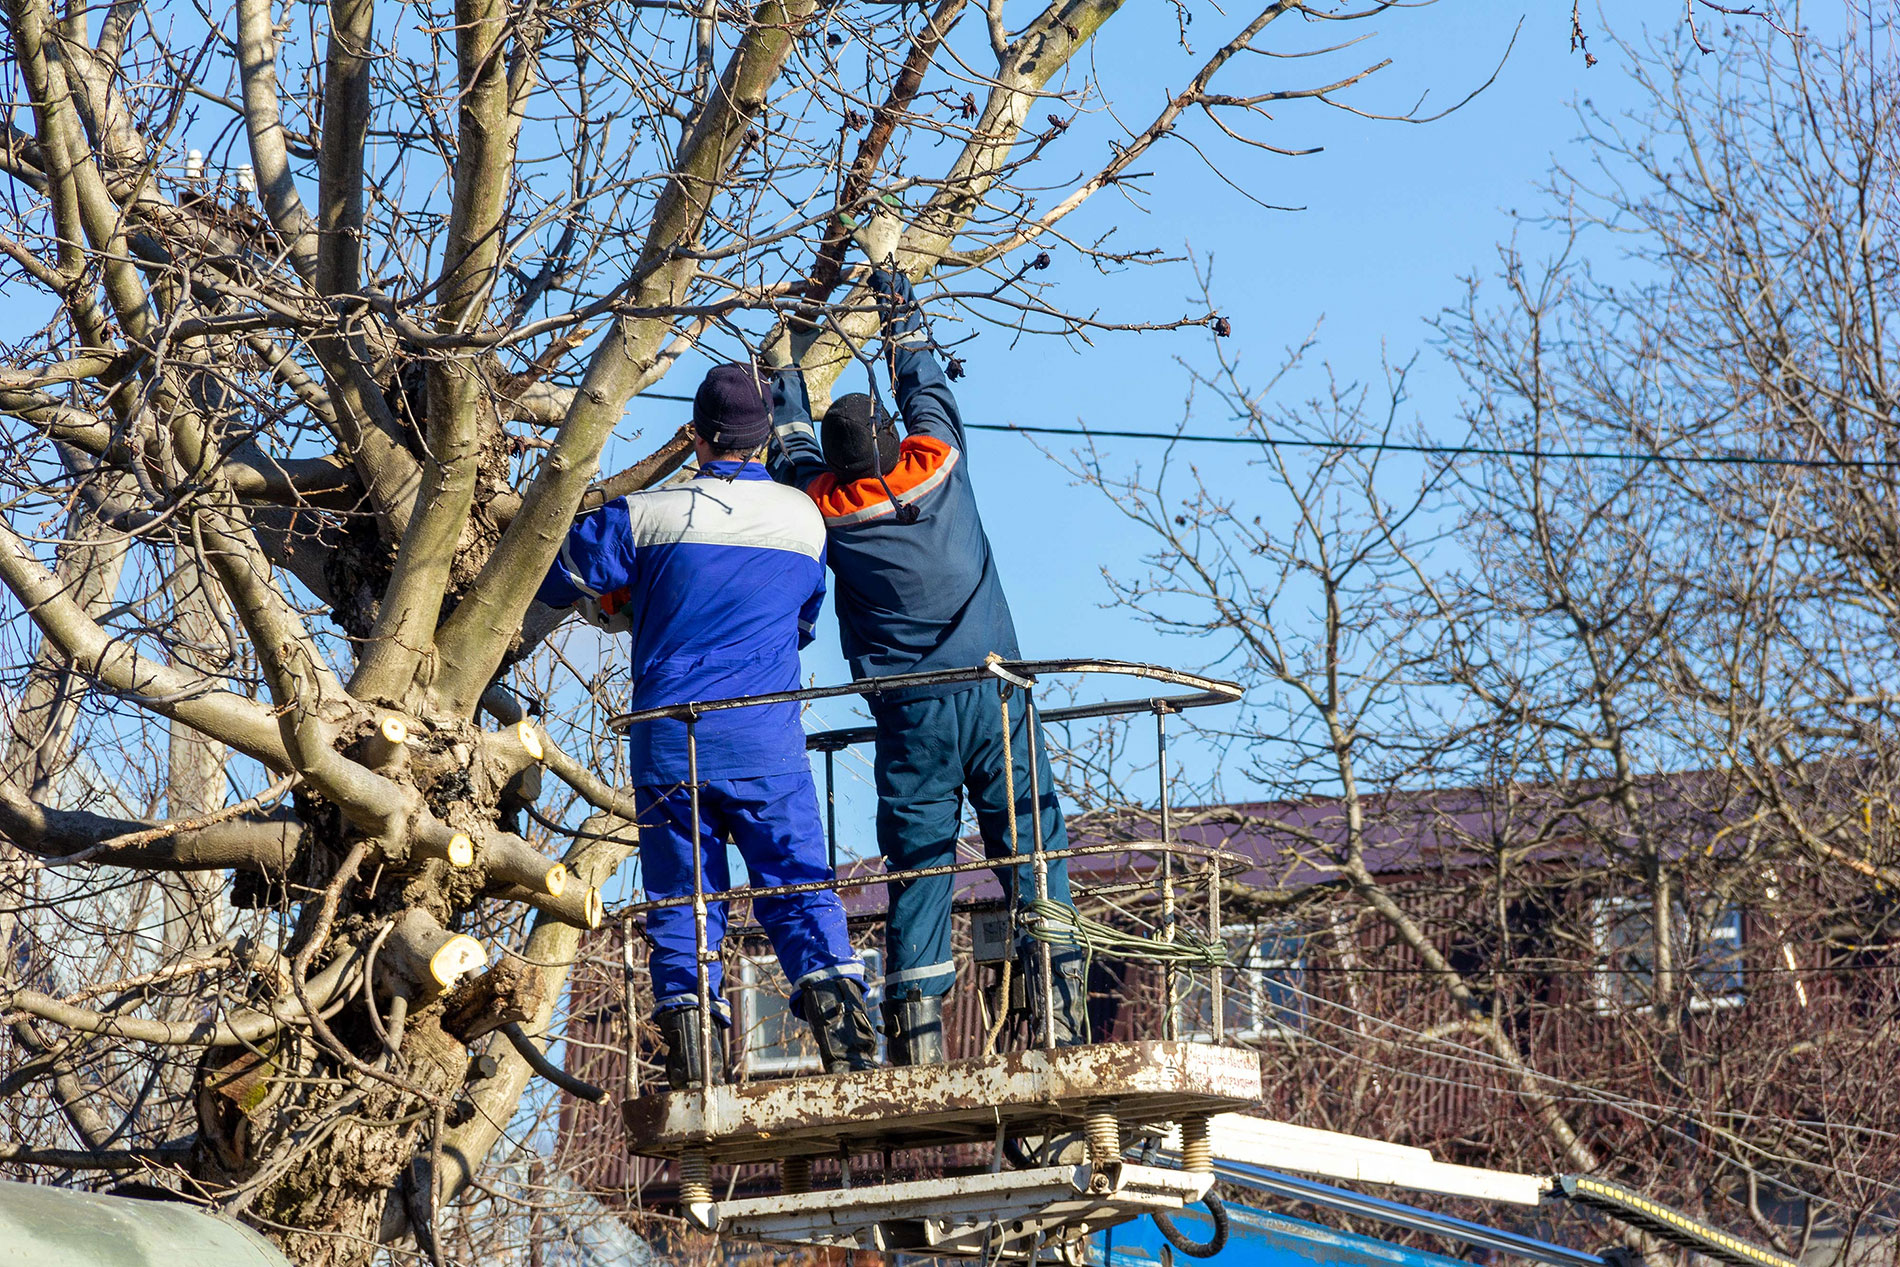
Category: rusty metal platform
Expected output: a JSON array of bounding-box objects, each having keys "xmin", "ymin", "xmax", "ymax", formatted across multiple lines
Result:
[
  {"xmin": 699, "ymin": 1161, "xmax": 1213, "ymax": 1258},
  {"xmin": 620, "ymin": 1040, "xmax": 1263, "ymax": 1165}
]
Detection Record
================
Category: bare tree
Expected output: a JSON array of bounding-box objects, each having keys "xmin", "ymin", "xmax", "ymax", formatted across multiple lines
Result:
[
  {"xmin": 1428, "ymin": 9, "xmax": 1900, "ymax": 1241},
  {"xmin": 1059, "ymin": 321, "xmax": 1666, "ymax": 1236},
  {"xmin": 0, "ymin": 0, "xmax": 1488, "ymax": 1259},
  {"xmin": 1453, "ymin": 1, "xmax": 1900, "ymax": 870},
  {"xmin": 1069, "ymin": 9, "xmax": 1900, "ymax": 1261}
]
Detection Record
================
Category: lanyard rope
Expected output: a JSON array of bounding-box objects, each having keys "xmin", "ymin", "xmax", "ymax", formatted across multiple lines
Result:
[{"xmin": 1020, "ymin": 897, "xmax": 1228, "ymax": 968}]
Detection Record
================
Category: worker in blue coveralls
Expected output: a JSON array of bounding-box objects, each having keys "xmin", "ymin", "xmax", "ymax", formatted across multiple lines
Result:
[
  {"xmin": 537, "ymin": 364, "xmax": 879, "ymax": 1089},
  {"xmin": 765, "ymin": 257, "xmax": 1088, "ymax": 1067}
]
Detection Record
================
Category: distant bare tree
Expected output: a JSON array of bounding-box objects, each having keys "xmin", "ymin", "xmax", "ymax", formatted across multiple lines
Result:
[
  {"xmin": 1059, "ymin": 322, "xmax": 1686, "ymax": 1253},
  {"xmin": 1446, "ymin": 0, "xmax": 1900, "ymax": 874},
  {"xmin": 1072, "ymin": 9, "xmax": 1900, "ymax": 1262},
  {"xmin": 1427, "ymin": 10, "xmax": 1900, "ymax": 1243}
]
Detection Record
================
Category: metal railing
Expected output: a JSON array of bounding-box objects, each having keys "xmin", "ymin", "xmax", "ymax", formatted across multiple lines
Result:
[{"xmin": 604, "ymin": 658, "xmax": 1245, "ymax": 1094}]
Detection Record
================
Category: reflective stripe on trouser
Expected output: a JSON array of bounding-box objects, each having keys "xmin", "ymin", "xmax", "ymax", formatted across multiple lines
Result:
[
  {"xmin": 871, "ymin": 683, "xmax": 1077, "ymax": 1000},
  {"xmin": 636, "ymin": 772, "xmax": 861, "ymax": 1019}
]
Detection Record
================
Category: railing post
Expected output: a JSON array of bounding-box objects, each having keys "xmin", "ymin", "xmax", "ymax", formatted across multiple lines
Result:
[
  {"xmin": 1157, "ymin": 707, "xmax": 1178, "ymax": 1041},
  {"xmin": 991, "ymin": 657, "xmax": 1057, "ymax": 1054},
  {"xmin": 621, "ymin": 913, "xmax": 640, "ymax": 1094},
  {"xmin": 1024, "ymin": 686, "xmax": 1055, "ymax": 1052},
  {"xmin": 996, "ymin": 679, "xmax": 1022, "ymax": 1052},
  {"xmin": 1208, "ymin": 856, "xmax": 1224, "ymax": 1044},
  {"xmin": 824, "ymin": 747, "xmax": 838, "ymax": 874},
  {"xmin": 688, "ymin": 712, "xmax": 715, "ymax": 1095}
]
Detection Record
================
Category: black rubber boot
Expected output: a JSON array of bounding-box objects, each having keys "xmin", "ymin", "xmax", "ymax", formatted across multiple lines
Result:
[
  {"xmin": 799, "ymin": 977, "xmax": 880, "ymax": 1073},
  {"xmin": 1024, "ymin": 949, "xmax": 1089, "ymax": 1047},
  {"xmin": 658, "ymin": 1007, "xmax": 726, "ymax": 1091},
  {"xmin": 883, "ymin": 988, "xmax": 946, "ymax": 1067}
]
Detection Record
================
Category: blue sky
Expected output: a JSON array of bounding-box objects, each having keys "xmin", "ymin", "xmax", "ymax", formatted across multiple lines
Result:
[
  {"xmin": 940, "ymin": 0, "xmax": 1649, "ymax": 673},
  {"xmin": 715, "ymin": 1, "xmax": 1682, "ymax": 856}
]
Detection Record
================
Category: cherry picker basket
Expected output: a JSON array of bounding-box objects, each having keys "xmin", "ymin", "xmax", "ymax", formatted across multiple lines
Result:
[{"xmin": 600, "ymin": 658, "xmax": 1258, "ymax": 1260}]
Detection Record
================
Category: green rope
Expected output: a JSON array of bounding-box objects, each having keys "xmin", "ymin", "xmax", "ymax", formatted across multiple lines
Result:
[{"xmin": 1019, "ymin": 898, "xmax": 1228, "ymax": 968}]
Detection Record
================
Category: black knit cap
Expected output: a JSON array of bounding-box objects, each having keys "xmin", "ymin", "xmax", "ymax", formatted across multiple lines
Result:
[
  {"xmin": 692, "ymin": 363, "xmax": 773, "ymax": 452},
  {"xmin": 822, "ymin": 393, "xmax": 902, "ymax": 481}
]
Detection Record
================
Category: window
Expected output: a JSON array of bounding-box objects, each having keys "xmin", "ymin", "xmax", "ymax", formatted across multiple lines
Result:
[
  {"xmin": 1181, "ymin": 925, "xmax": 1306, "ymax": 1040},
  {"xmin": 1592, "ymin": 897, "xmax": 1744, "ymax": 1011},
  {"xmin": 735, "ymin": 947, "xmax": 883, "ymax": 1077}
]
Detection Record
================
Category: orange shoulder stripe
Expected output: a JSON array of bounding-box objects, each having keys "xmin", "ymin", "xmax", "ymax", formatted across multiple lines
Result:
[{"xmin": 807, "ymin": 436, "xmax": 958, "ymax": 525}]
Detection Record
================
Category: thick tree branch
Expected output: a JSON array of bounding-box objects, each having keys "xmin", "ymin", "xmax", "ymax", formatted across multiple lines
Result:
[
  {"xmin": 3, "ymin": 941, "xmax": 365, "ymax": 1047},
  {"xmin": 0, "ymin": 1141, "xmax": 192, "ymax": 1169},
  {"xmin": 798, "ymin": 0, "xmax": 1127, "ymax": 407},
  {"xmin": 0, "ymin": 780, "xmax": 305, "ymax": 874},
  {"xmin": 0, "ymin": 476, "xmax": 132, "ymax": 798},
  {"xmin": 317, "ymin": 0, "xmax": 373, "ymax": 298},
  {"xmin": 430, "ymin": 813, "xmax": 636, "ymax": 1215},
  {"xmin": 352, "ymin": 0, "xmax": 548, "ymax": 704},
  {"xmin": 0, "ymin": 516, "xmax": 294, "ymax": 770},
  {"xmin": 11, "ymin": 1017, "xmax": 114, "ymax": 1149},
  {"xmin": 237, "ymin": 0, "xmax": 320, "ymax": 282},
  {"xmin": 428, "ymin": 0, "xmax": 821, "ymax": 716}
]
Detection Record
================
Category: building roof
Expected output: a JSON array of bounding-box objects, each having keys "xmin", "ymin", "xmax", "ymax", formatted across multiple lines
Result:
[{"xmin": 831, "ymin": 764, "xmax": 1808, "ymax": 916}]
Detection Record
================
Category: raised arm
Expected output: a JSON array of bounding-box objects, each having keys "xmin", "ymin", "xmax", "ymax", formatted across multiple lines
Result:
[
  {"xmin": 766, "ymin": 366, "xmax": 828, "ymax": 491},
  {"xmin": 537, "ymin": 498, "xmax": 639, "ymax": 631},
  {"xmin": 870, "ymin": 269, "xmax": 964, "ymax": 449}
]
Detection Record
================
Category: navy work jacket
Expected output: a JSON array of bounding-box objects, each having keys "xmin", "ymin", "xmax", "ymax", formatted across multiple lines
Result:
[{"xmin": 767, "ymin": 271, "xmax": 1020, "ymax": 700}]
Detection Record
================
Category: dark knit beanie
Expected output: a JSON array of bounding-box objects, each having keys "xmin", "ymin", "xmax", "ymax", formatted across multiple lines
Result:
[
  {"xmin": 692, "ymin": 363, "xmax": 773, "ymax": 451},
  {"xmin": 822, "ymin": 393, "xmax": 902, "ymax": 481}
]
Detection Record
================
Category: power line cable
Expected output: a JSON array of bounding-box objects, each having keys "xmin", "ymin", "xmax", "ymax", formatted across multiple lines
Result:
[
  {"xmin": 975, "ymin": 423, "xmax": 1900, "ymax": 469},
  {"xmin": 627, "ymin": 392, "xmax": 1899, "ymax": 470}
]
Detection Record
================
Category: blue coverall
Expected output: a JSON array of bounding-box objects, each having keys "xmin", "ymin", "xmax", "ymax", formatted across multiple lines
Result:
[
  {"xmin": 538, "ymin": 461, "xmax": 862, "ymax": 1020},
  {"xmin": 767, "ymin": 270, "xmax": 1078, "ymax": 1004}
]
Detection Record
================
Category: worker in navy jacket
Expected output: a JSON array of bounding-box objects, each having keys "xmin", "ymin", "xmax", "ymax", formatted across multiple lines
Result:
[
  {"xmin": 538, "ymin": 364, "xmax": 878, "ymax": 1088},
  {"xmin": 767, "ymin": 270, "xmax": 1086, "ymax": 1065}
]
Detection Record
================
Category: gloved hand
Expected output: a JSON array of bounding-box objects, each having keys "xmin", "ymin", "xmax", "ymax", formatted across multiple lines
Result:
[
  {"xmin": 758, "ymin": 326, "xmax": 794, "ymax": 370},
  {"xmin": 842, "ymin": 195, "xmax": 904, "ymax": 268}
]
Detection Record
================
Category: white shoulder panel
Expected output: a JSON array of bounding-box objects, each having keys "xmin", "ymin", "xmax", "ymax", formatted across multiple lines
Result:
[{"xmin": 624, "ymin": 477, "xmax": 824, "ymax": 560}]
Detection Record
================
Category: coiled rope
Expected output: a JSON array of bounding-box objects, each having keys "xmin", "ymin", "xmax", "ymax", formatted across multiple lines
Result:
[{"xmin": 1019, "ymin": 898, "xmax": 1228, "ymax": 968}]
